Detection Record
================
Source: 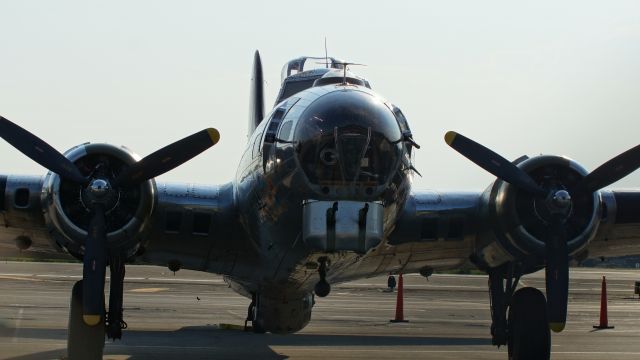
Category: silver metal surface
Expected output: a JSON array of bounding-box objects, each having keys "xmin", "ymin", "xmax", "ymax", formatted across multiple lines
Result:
[
  {"xmin": 552, "ymin": 190, "xmax": 572, "ymax": 209},
  {"xmin": 41, "ymin": 143, "xmax": 155, "ymax": 259},
  {"xmin": 89, "ymin": 178, "xmax": 110, "ymax": 198},
  {"xmin": 475, "ymin": 155, "xmax": 601, "ymax": 268},
  {"xmin": 302, "ymin": 200, "xmax": 384, "ymax": 253}
]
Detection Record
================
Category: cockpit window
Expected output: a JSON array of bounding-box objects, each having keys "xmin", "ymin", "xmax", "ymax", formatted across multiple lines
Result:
[
  {"xmin": 277, "ymin": 57, "xmax": 371, "ymax": 104},
  {"xmin": 281, "ymin": 56, "xmax": 345, "ymax": 83},
  {"xmin": 280, "ymin": 78, "xmax": 318, "ymax": 101},
  {"xmin": 393, "ymin": 108, "xmax": 410, "ymax": 134},
  {"xmin": 278, "ymin": 121, "xmax": 293, "ymax": 141}
]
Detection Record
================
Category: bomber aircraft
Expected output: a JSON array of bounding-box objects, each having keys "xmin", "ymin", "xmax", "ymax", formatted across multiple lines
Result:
[{"xmin": 1, "ymin": 51, "xmax": 640, "ymax": 360}]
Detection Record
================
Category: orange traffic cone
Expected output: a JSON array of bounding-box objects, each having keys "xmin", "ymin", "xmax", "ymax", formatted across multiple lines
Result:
[
  {"xmin": 390, "ymin": 273, "xmax": 409, "ymax": 323},
  {"xmin": 593, "ymin": 276, "xmax": 614, "ymax": 329}
]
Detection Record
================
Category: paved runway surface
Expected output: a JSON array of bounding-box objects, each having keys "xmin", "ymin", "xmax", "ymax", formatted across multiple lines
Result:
[{"xmin": 1, "ymin": 262, "xmax": 640, "ymax": 359}]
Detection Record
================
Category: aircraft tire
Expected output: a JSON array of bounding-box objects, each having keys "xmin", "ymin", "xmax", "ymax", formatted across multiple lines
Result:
[
  {"xmin": 507, "ymin": 287, "xmax": 550, "ymax": 360},
  {"xmin": 314, "ymin": 280, "xmax": 331, "ymax": 298},
  {"xmin": 67, "ymin": 280, "xmax": 105, "ymax": 360},
  {"xmin": 252, "ymin": 318, "xmax": 266, "ymax": 334}
]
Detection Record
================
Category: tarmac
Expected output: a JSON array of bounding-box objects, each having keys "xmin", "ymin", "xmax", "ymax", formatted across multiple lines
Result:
[{"xmin": 1, "ymin": 262, "xmax": 640, "ymax": 359}]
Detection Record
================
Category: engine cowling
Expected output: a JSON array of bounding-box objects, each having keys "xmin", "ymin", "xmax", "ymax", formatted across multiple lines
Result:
[
  {"xmin": 476, "ymin": 155, "xmax": 601, "ymax": 269},
  {"xmin": 41, "ymin": 143, "xmax": 155, "ymax": 260}
]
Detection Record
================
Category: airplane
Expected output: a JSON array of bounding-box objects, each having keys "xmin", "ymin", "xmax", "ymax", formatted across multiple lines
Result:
[{"xmin": 1, "ymin": 50, "xmax": 640, "ymax": 360}]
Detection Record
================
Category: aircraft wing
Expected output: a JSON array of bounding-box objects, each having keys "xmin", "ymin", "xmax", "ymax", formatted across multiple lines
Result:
[
  {"xmin": 0, "ymin": 175, "xmax": 70, "ymax": 260},
  {"xmin": 389, "ymin": 188, "xmax": 640, "ymax": 275},
  {"xmin": 386, "ymin": 190, "xmax": 482, "ymax": 274},
  {"xmin": 134, "ymin": 181, "xmax": 253, "ymax": 273},
  {"xmin": 0, "ymin": 174, "xmax": 252, "ymax": 273},
  {"xmin": 583, "ymin": 190, "xmax": 640, "ymax": 260}
]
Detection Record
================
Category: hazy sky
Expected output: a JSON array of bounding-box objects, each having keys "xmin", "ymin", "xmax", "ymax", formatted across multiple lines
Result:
[{"xmin": 2, "ymin": 1, "xmax": 640, "ymax": 190}]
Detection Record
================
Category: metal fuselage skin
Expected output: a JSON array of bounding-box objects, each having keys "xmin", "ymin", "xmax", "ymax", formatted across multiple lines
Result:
[{"xmin": 230, "ymin": 83, "xmax": 412, "ymax": 299}]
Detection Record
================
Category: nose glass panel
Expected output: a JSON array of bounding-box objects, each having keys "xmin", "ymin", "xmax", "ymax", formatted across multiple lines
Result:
[{"xmin": 294, "ymin": 90, "xmax": 402, "ymax": 188}]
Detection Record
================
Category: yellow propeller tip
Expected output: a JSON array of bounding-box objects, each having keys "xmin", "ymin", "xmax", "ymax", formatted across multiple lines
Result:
[
  {"xmin": 444, "ymin": 131, "xmax": 457, "ymax": 146},
  {"xmin": 82, "ymin": 314, "xmax": 102, "ymax": 326},
  {"xmin": 549, "ymin": 322, "xmax": 566, "ymax": 333},
  {"xmin": 207, "ymin": 128, "xmax": 221, "ymax": 145}
]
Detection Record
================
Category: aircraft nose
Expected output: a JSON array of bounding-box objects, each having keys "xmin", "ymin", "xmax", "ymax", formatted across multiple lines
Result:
[{"xmin": 293, "ymin": 90, "xmax": 403, "ymax": 196}]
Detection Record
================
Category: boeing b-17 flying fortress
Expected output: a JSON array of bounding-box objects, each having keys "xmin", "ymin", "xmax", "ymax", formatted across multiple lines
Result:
[{"xmin": 1, "ymin": 52, "xmax": 640, "ymax": 360}]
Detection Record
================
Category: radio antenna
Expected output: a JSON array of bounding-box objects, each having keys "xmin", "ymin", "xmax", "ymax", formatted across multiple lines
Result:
[
  {"xmin": 335, "ymin": 62, "xmax": 366, "ymax": 85},
  {"xmin": 324, "ymin": 37, "xmax": 329, "ymax": 68}
]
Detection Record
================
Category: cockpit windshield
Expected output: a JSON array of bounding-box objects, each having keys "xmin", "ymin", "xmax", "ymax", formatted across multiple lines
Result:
[{"xmin": 281, "ymin": 57, "xmax": 344, "ymax": 83}]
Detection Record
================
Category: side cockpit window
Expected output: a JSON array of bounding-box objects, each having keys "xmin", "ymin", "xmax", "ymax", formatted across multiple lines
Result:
[
  {"xmin": 391, "ymin": 106, "xmax": 411, "ymax": 134},
  {"xmin": 385, "ymin": 102, "xmax": 418, "ymax": 158},
  {"xmin": 264, "ymin": 97, "xmax": 299, "ymax": 144},
  {"xmin": 278, "ymin": 121, "xmax": 293, "ymax": 142}
]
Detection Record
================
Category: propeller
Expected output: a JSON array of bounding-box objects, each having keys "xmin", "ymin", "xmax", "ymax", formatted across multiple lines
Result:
[
  {"xmin": 444, "ymin": 131, "xmax": 546, "ymax": 197},
  {"xmin": 0, "ymin": 115, "xmax": 219, "ymax": 325},
  {"xmin": 0, "ymin": 117, "xmax": 87, "ymax": 183},
  {"xmin": 82, "ymin": 203, "xmax": 107, "ymax": 325},
  {"xmin": 544, "ymin": 215, "xmax": 569, "ymax": 332},
  {"xmin": 113, "ymin": 128, "xmax": 219, "ymax": 187},
  {"xmin": 444, "ymin": 130, "xmax": 640, "ymax": 332},
  {"xmin": 576, "ymin": 143, "xmax": 640, "ymax": 194}
]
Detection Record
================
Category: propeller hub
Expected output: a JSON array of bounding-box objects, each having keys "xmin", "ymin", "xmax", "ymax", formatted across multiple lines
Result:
[
  {"xmin": 533, "ymin": 187, "xmax": 573, "ymax": 224},
  {"xmin": 82, "ymin": 177, "xmax": 119, "ymax": 211},
  {"xmin": 89, "ymin": 179, "xmax": 111, "ymax": 198},
  {"xmin": 552, "ymin": 190, "xmax": 571, "ymax": 209}
]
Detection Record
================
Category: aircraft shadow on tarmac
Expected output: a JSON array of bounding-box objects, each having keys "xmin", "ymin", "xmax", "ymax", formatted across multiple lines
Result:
[{"xmin": 1, "ymin": 324, "xmax": 490, "ymax": 359}]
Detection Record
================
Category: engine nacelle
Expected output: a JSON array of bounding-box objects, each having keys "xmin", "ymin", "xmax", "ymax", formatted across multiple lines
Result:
[
  {"xmin": 475, "ymin": 155, "xmax": 601, "ymax": 269},
  {"xmin": 41, "ymin": 143, "xmax": 155, "ymax": 260}
]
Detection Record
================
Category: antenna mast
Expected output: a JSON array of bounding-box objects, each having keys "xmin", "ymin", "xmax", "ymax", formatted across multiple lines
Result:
[{"xmin": 324, "ymin": 37, "xmax": 329, "ymax": 69}]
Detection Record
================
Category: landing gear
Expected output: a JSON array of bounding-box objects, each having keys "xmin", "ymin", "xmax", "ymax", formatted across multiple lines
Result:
[
  {"xmin": 245, "ymin": 293, "xmax": 265, "ymax": 333},
  {"xmin": 67, "ymin": 280, "xmax": 105, "ymax": 360},
  {"xmin": 68, "ymin": 257, "xmax": 128, "ymax": 359},
  {"xmin": 487, "ymin": 266, "xmax": 551, "ymax": 360},
  {"xmin": 488, "ymin": 266, "xmax": 519, "ymax": 347},
  {"xmin": 106, "ymin": 256, "xmax": 127, "ymax": 340},
  {"xmin": 508, "ymin": 287, "xmax": 550, "ymax": 360},
  {"xmin": 314, "ymin": 257, "xmax": 331, "ymax": 297}
]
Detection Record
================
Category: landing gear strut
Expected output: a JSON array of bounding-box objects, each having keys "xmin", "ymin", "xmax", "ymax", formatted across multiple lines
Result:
[
  {"xmin": 245, "ymin": 293, "xmax": 265, "ymax": 333},
  {"xmin": 106, "ymin": 256, "xmax": 127, "ymax": 340},
  {"xmin": 314, "ymin": 257, "xmax": 331, "ymax": 297},
  {"xmin": 488, "ymin": 265, "xmax": 550, "ymax": 360},
  {"xmin": 488, "ymin": 265, "xmax": 519, "ymax": 347}
]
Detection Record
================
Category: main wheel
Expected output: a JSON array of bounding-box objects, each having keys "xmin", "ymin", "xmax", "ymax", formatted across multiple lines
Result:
[
  {"xmin": 314, "ymin": 280, "xmax": 331, "ymax": 297},
  {"xmin": 68, "ymin": 280, "xmax": 105, "ymax": 360},
  {"xmin": 508, "ymin": 287, "xmax": 550, "ymax": 360}
]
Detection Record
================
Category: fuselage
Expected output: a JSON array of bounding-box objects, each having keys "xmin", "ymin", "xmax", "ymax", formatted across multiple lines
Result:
[{"xmin": 230, "ymin": 81, "xmax": 414, "ymax": 299}]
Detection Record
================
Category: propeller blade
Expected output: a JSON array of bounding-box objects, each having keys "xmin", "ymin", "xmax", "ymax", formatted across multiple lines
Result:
[
  {"xmin": 577, "ymin": 143, "xmax": 640, "ymax": 193},
  {"xmin": 544, "ymin": 218, "xmax": 569, "ymax": 333},
  {"xmin": 0, "ymin": 116, "xmax": 86, "ymax": 183},
  {"xmin": 82, "ymin": 204, "xmax": 107, "ymax": 326},
  {"xmin": 444, "ymin": 131, "xmax": 547, "ymax": 197},
  {"xmin": 113, "ymin": 128, "xmax": 220, "ymax": 187}
]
